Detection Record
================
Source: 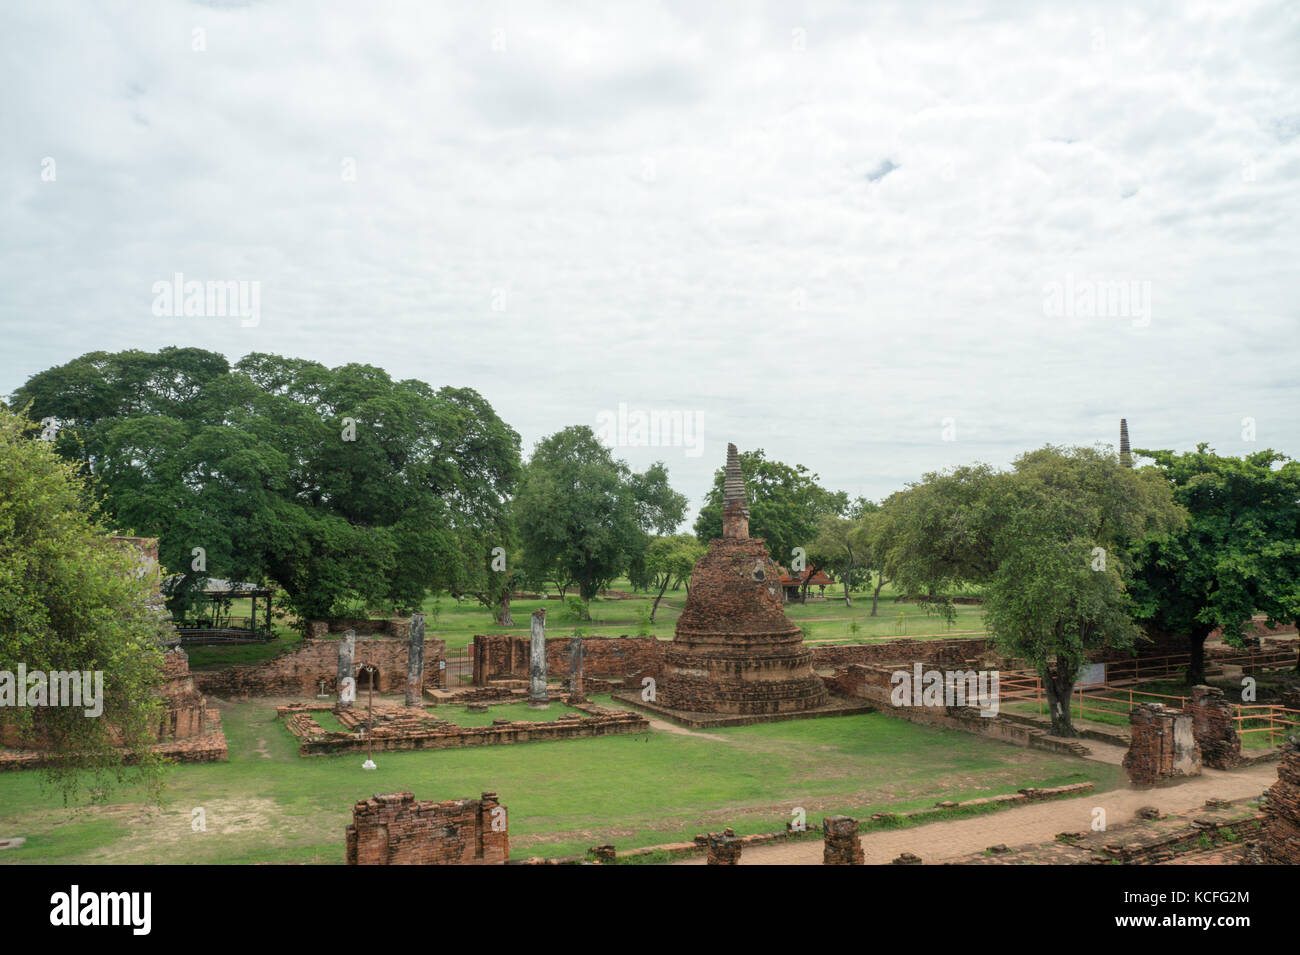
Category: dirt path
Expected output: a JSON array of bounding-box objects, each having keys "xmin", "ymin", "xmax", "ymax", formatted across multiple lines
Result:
[
  {"xmin": 644, "ymin": 718, "xmax": 733, "ymax": 743},
  {"xmin": 1077, "ymin": 739, "xmax": 1129, "ymax": 765},
  {"xmin": 673, "ymin": 762, "xmax": 1276, "ymax": 865}
]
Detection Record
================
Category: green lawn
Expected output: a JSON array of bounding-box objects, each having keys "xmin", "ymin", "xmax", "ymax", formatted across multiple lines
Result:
[
  {"xmin": 431, "ymin": 701, "xmax": 588, "ymax": 726},
  {"xmin": 181, "ymin": 580, "xmax": 988, "ymax": 668},
  {"xmin": 418, "ymin": 579, "xmax": 987, "ymax": 654},
  {"xmin": 0, "ymin": 693, "xmax": 1118, "ymax": 864}
]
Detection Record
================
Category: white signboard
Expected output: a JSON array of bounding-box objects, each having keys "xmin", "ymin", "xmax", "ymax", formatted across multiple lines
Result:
[{"xmin": 1075, "ymin": 662, "xmax": 1106, "ymax": 687}]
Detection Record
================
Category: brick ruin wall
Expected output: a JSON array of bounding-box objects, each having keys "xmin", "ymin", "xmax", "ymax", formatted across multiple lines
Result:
[
  {"xmin": 1, "ymin": 647, "xmax": 227, "ymax": 766},
  {"xmin": 822, "ymin": 815, "xmax": 864, "ymax": 865},
  {"xmin": 472, "ymin": 634, "xmax": 665, "ymax": 685},
  {"xmin": 193, "ymin": 636, "xmax": 445, "ymax": 698},
  {"xmin": 345, "ymin": 791, "xmax": 508, "ymax": 865},
  {"xmin": 307, "ymin": 618, "xmax": 411, "ymax": 639},
  {"xmin": 822, "ymin": 663, "xmax": 1089, "ymax": 757},
  {"xmin": 473, "ymin": 633, "xmax": 994, "ymax": 687},
  {"xmin": 157, "ymin": 649, "xmax": 220, "ymax": 740},
  {"xmin": 1123, "ymin": 704, "xmax": 1202, "ymax": 786},
  {"xmin": 470, "ymin": 628, "xmax": 1293, "ymax": 692},
  {"xmin": 1187, "ymin": 685, "xmax": 1242, "ymax": 769},
  {"xmin": 811, "ymin": 637, "xmax": 992, "ymax": 669},
  {"xmin": 706, "ymin": 829, "xmax": 741, "ymax": 865},
  {"xmin": 1261, "ymin": 741, "xmax": 1300, "ymax": 864}
]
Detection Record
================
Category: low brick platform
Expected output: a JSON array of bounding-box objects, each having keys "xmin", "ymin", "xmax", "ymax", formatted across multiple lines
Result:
[
  {"xmin": 611, "ymin": 690, "xmax": 872, "ymax": 729},
  {"xmin": 281, "ymin": 701, "xmax": 648, "ymax": 756}
]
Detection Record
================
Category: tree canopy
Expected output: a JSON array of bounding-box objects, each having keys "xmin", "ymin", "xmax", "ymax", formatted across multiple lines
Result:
[
  {"xmin": 13, "ymin": 348, "xmax": 521, "ymax": 623},
  {"xmin": 876, "ymin": 445, "xmax": 1183, "ymax": 735},
  {"xmin": 693, "ymin": 449, "xmax": 847, "ymax": 566},
  {"xmin": 515, "ymin": 426, "xmax": 687, "ymax": 602},
  {"xmin": 0, "ymin": 405, "xmax": 168, "ymax": 802},
  {"xmin": 1127, "ymin": 445, "xmax": 1300, "ymax": 682}
]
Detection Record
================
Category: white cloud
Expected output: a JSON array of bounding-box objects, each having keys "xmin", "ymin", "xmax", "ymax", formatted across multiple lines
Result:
[{"xmin": 2, "ymin": 0, "xmax": 1298, "ymax": 521}]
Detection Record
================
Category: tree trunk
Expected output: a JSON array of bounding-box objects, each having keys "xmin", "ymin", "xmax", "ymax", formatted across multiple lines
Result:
[
  {"xmin": 650, "ymin": 574, "xmax": 670, "ymax": 623},
  {"xmin": 1042, "ymin": 664, "xmax": 1077, "ymax": 737},
  {"xmin": 871, "ymin": 574, "xmax": 886, "ymax": 617},
  {"xmin": 842, "ymin": 568, "xmax": 852, "ymax": 608},
  {"xmin": 1186, "ymin": 626, "xmax": 1212, "ymax": 685},
  {"xmin": 494, "ymin": 590, "xmax": 514, "ymax": 627}
]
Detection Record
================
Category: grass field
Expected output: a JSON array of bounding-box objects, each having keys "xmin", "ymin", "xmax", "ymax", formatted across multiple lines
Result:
[
  {"xmin": 185, "ymin": 580, "xmax": 988, "ymax": 669},
  {"xmin": 0, "ymin": 693, "xmax": 1117, "ymax": 864}
]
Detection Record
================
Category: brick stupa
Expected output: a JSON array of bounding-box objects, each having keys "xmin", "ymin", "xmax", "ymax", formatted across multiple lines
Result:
[{"xmin": 657, "ymin": 444, "xmax": 828, "ymax": 718}]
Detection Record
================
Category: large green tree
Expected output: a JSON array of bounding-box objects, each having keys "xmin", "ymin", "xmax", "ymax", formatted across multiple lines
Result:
[
  {"xmin": 14, "ymin": 348, "xmax": 521, "ymax": 623},
  {"xmin": 516, "ymin": 427, "xmax": 687, "ymax": 603},
  {"xmin": 1128, "ymin": 446, "xmax": 1300, "ymax": 684},
  {"xmin": 643, "ymin": 534, "xmax": 706, "ymax": 621},
  {"xmin": 693, "ymin": 449, "xmax": 847, "ymax": 569},
  {"xmin": 0, "ymin": 406, "xmax": 168, "ymax": 801},
  {"xmin": 879, "ymin": 446, "xmax": 1182, "ymax": 736}
]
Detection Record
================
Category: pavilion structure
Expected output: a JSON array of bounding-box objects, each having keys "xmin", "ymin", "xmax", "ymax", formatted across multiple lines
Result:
[{"xmin": 165, "ymin": 576, "xmax": 275, "ymax": 645}]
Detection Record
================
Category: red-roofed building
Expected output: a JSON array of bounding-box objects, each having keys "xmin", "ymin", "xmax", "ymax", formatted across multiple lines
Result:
[{"xmin": 775, "ymin": 566, "xmax": 835, "ymax": 602}]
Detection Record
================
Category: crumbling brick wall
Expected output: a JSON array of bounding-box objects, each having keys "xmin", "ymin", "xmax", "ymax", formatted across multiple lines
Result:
[
  {"xmin": 1123, "ymin": 703, "xmax": 1201, "ymax": 786},
  {"xmin": 1261, "ymin": 741, "xmax": 1300, "ymax": 864},
  {"xmin": 1187, "ymin": 685, "xmax": 1242, "ymax": 770},
  {"xmin": 706, "ymin": 828, "xmax": 741, "ymax": 865},
  {"xmin": 472, "ymin": 635, "xmax": 666, "ymax": 685},
  {"xmin": 345, "ymin": 791, "xmax": 508, "ymax": 865},
  {"xmin": 157, "ymin": 649, "xmax": 215, "ymax": 739},
  {"xmin": 823, "ymin": 815, "xmax": 864, "ymax": 865},
  {"xmin": 307, "ymin": 618, "xmax": 411, "ymax": 640},
  {"xmin": 811, "ymin": 638, "xmax": 991, "ymax": 669},
  {"xmin": 194, "ymin": 636, "xmax": 444, "ymax": 697}
]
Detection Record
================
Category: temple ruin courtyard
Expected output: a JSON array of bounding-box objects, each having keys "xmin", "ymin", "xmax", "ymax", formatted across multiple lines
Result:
[{"xmin": 0, "ymin": 693, "xmax": 1121, "ymax": 864}]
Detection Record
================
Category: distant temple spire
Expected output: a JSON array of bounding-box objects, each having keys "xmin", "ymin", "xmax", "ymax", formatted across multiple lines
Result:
[
  {"xmin": 721, "ymin": 443, "xmax": 751, "ymax": 539},
  {"xmin": 1119, "ymin": 418, "xmax": 1132, "ymax": 468}
]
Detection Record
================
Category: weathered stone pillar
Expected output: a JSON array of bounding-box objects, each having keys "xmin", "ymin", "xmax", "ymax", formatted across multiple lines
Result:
[
  {"xmin": 707, "ymin": 828, "xmax": 741, "ymax": 865},
  {"xmin": 568, "ymin": 636, "xmax": 584, "ymax": 696},
  {"xmin": 1188, "ymin": 684, "xmax": 1242, "ymax": 769},
  {"xmin": 337, "ymin": 629, "xmax": 356, "ymax": 709},
  {"xmin": 1123, "ymin": 703, "xmax": 1201, "ymax": 786},
  {"xmin": 822, "ymin": 815, "xmax": 864, "ymax": 865},
  {"xmin": 404, "ymin": 613, "xmax": 426, "ymax": 706},
  {"xmin": 529, "ymin": 609, "xmax": 548, "ymax": 709}
]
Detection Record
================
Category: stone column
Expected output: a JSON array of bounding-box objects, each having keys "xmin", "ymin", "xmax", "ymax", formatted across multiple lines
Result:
[
  {"xmin": 529, "ymin": 609, "xmax": 548, "ymax": 709},
  {"xmin": 568, "ymin": 636, "xmax": 584, "ymax": 697},
  {"xmin": 337, "ymin": 629, "xmax": 356, "ymax": 709},
  {"xmin": 405, "ymin": 613, "xmax": 426, "ymax": 706}
]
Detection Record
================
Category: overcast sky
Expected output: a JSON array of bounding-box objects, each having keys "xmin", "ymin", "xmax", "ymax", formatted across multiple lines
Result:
[{"xmin": 3, "ymin": 0, "xmax": 1298, "ymax": 521}]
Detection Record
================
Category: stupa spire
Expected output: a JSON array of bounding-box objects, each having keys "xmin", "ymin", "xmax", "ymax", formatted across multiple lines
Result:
[
  {"xmin": 722, "ymin": 443, "xmax": 750, "ymax": 539},
  {"xmin": 1119, "ymin": 419, "xmax": 1132, "ymax": 468}
]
